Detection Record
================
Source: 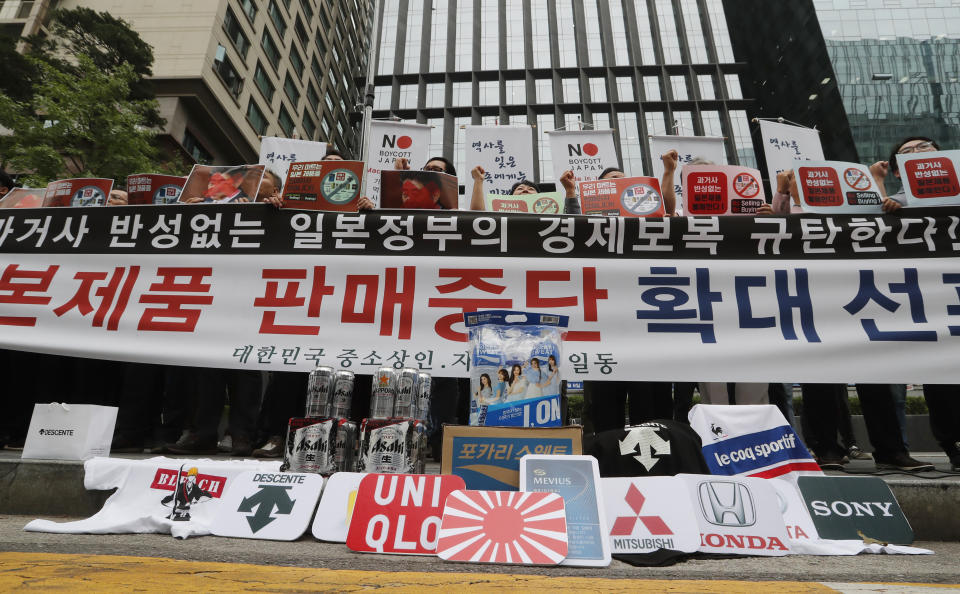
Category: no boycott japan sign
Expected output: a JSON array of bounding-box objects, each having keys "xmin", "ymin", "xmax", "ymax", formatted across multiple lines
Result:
[
  {"xmin": 547, "ymin": 129, "xmax": 619, "ymax": 183},
  {"xmin": 346, "ymin": 473, "xmax": 466, "ymax": 554},
  {"xmin": 897, "ymin": 149, "xmax": 960, "ymax": 207},
  {"xmin": 365, "ymin": 121, "xmax": 432, "ymax": 206},
  {"xmin": 4, "ymin": 205, "xmax": 960, "ymax": 383},
  {"xmin": 795, "ymin": 161, "xmax": 884, "ymax": 214}
]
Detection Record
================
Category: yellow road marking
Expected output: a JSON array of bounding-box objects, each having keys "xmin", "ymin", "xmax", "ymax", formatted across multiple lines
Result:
[{"xmin": 0, "ymin": 552, "xmax": 838, "ymax": 592}]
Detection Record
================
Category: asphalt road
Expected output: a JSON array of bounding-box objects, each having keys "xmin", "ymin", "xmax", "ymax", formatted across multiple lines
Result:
[{"xmin": 1, "ymin": 515, "xmax": 959, "ymax": 585}]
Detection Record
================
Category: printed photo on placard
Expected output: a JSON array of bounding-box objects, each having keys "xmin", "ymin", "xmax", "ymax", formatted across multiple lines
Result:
[
  {"xmin": 0, "ymin": 187, "xmax": 44, "ymax": 209},
  {"xmin": 795, "ymin": 160, "xmax": 884, "ymax": 214},
  {"xmin": 896, "ymin": 149, "xmax": 960, "ymax": 207},
  {"xmin": 179, "ymin": 164, "xmax": 266, "ymax": 204},
  {"xmin": 42, "ymin": 178, "xmax": 114, "ymax": 207},
  {"xmin": 577, "ymin": 176, "xmax": 664, "ymax": 217},
  {"xmin": 282, "ymin": 160, "xmax": 365, "ymax": 211},
  {"xmin": 520, "ymin": 455, "xmax": 611, "ymax": 567},
  {"xmin": 380, "ymin": 169, "xmax": 458, "ymax": 210},
  {"xmin": 484, "ymin": 191, "xmax": 563, "ymax": 214},
  {"xmin": 211, "ymin": 470, "xmax": 324, "ymax": 541},
  {"xmin": 681, "ymin": 165, "xmax": 766, "ymax": 215},
  {"xmin": 126, "ymin": 174, "xmax": 187, "ymax": 205}
]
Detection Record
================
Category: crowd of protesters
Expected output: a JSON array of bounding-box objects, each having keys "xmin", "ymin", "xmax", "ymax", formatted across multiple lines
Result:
[{"xmin": 1, "ymin": 139, "xmax": 958, "ymax": 473}]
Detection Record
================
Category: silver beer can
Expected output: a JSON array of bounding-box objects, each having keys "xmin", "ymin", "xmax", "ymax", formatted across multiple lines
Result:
[
  {"xmin": 360, "ymin": 420, "xmax": 409, "ymax": 473},
  {"xmin": 330, "ymin": 370, "xmax": 355, "ymax": 419},
  {"xmin": 290, "ymin": 419, "xmax": 333, "ymax": 474},
  {"xmin": 334, "ymin": 419, "xmax": 358, "ymax": 473},
  {"xmin": 414, "ymin": 372, "xmax": 432, "ymax": 422},
  {"xmin": 369, "ymin": 367, "xmax": 397, "ymax": 419},
  {"xmin": 393, "ymin": 368, "xmax": 419, "ymax": 418},
  {"xmin": 306, "ymin": 366, "xmax": 335, "ymax": 417}
]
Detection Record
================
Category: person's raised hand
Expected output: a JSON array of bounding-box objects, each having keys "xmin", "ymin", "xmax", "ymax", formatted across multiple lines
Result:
[
  {"xmin": 357, "ymin": 196, "xmax": 375, "ymax": 211},
  {"xmin": 881, "ymin": 197, "xmax": 902, "ymax": 214},
  {"xmin": 870, "ymin": 160, "xmax": 890, "ymax": 181},
  {"xmin": 661, "ymin": 149, "xmax": 679, "ymax": 174},
  {"xmin": 394, "ymin": 157, "xmax": 410, "ymax": 170},
  {"xmin": 471, "ymin": 165, "xmax": 486, "ymax": 182},
  {"xmin": 559, "ymin": 169, "xmax": 576, "ymax": 194}
]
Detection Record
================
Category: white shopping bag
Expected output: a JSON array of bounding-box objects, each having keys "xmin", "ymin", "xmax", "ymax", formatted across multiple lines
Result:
[{"xmin": 21, "ymin": 403, "xmax": 118, "ymax": 460}]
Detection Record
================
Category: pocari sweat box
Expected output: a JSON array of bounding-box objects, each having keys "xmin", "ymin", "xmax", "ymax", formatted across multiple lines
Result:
[{"xmin": 464, "ymin": 310, "xmax": 569, "ymax": 428}]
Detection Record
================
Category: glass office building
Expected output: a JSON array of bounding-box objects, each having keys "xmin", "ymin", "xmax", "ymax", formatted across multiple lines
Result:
[{"xmin": 370, "ymin": 0, "xmax": 755, "ymax": 187}]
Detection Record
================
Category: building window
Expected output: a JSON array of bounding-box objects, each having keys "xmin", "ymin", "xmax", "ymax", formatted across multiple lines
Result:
[
  {"xmin": 562, "ymin": 78, "xmax": 580, "ymax": 103},
  {"xmin": 253, "ymin": 62, "xmax": 275, "ymax": 102},
  {"xmin": 698, "ymin": 74, "xmax": 716, "ymax": 100},
  {"xmin": 379, "ymin": 2, "xmax": 398, "ymax": 74},
  {"xmin": 268, "ymin": 0, "xmax": 287, "ymax": 39},
  {"xmin": 536, "ymin": 113, "xmax": 554, "ymax": 178},
  {"xmin": 325, "ymin": 92, "xmax": 334, "ymax": 113},
  {"xmin": 213, "ymin": 45, "xmax": 243, "ymax": 98},
  {"xmin": 247, "ymin": 98, "xmax": 268, "ymax": 134},
  {"xmin": 608, "ymin": 0, "xmax": 630, "ymax": 66},
  {"xmin": 428, "ymin": 0, "xmax": 449, "ymax": 72},
  {"xmin": 479, "ymin": 80, "xmax": 498, "ymax": 105},
  {"xmin": 399, "ymin": 83, "xmax": 418, "ymax": 109},
  {"xmin": 504, "ymin": 2, "xmax": 524, "ymax": 69},
  {"xmin": 589, "ymin": 77, "xmax": 607, "ymax": 103},
  {"xmin": 557, "ymin": 0, "xmax": 576, "ymax": 67},
  {"xmin": 302, "ymin": 111, "xmax": 317, "ymax": 139},
  {"xmin": 300, "ymin": 0, "xmax": 313, "ymax": 21},
  {"xmin": 644, "ymin": 76, "xmax": 662, "ymax": 101},
  {"xmin": 680, "ymin": 0, "xmax": 709, "ymax": 63},
  {"xmin": 616, "ymin": 76, "xmax": 634, "ymax": 102},
  {"xmin": 455, "ymin": 0, "xmax": 473, "ymax": 71},
  {"xmin": 306, "ymin": 82, "xmax": 320, "ymax": 114},
  {"xmin": 320, "ymin": 116, "xmax": 330, "ymax": 136},
  {"xmin": 223, "ymin": 7, "xmax": 251, "ymax": 59},
  {"xmin": 725, "ymin": 74, "xmax": 743, "ymax": 99},
  {"xmin": 311, "ymin": 56, "xmax": 324, "ymax": 85},
  {"xmin": 284, "ymin": 73, "xmax": 300, "ymax": 107},
  {"xmin": 617, "ymin": 111, "xmax": 644, "ymax": 175},
  {"xmin": 183, "ymin": 129, "xmax": 213, "ymax": 164},
  {"xmin": 278, "ymin": 105, "xmax": 294, "ymax": 136},
  {"xmin": 452, "ymin": 81, "xmax": 471, "ymax": 105},
  {"xmin": 425, "ymin": 82, "xmax": 445, "ymax": 107},
  {"xmin": 634, "ymin": 0, "xmax": 656, "ymax": 64},
  {"xmin": 295, "ymin": 15, "xmax": 309, "ymax": 49},
  {"xmin": 506, "ymin": 79, "xmax": 525, "ymax": 104},
  {"xmin": 428, "ymin": 116, "xmax": 444, "ymax": 158},
  {"xmin": 262, "ymin": 31, "xmax": 281, "ymax": 70},
  {"xmin": 480, "ymin": 0, "xmax": 498, "ymax": 69},
  {"xmin": 530, "ymin": 0, "xmax": 550, "ymax": 68},
  {"xmin": 404, "ymin": 0, "xmax": 424, "ymax": 73},
  {"xmin": 583, "ymin": 0, "xmax": 602, "ymax": 66},
  {"xmin": 239, "ymin": 0, "xmax": 257, "ymax": 22},
  {"xmin": 289, "ymin": 44, "xmax": 304, "ymax": 76},
  {"xmin": 655, "ymin": 0, "xmax": 682, "ymax": 64},
  {"xmin": 374, "ymin": 88, "xmax": 391, "ymax": 110},
  {"xmin": 536, "ymin": 78, "xmax": 553, "ymax": 103},
  {"xmin": 671, "ymin": 75, "xmax": 688, "ymax": 100}
]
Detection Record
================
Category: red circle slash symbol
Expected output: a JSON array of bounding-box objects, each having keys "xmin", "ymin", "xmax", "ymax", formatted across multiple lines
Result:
[
  {"xmin": 843, "ymin": 167, "xmax": 870, "ymax": 191},
  {"xmin": 733, "ymin": 173, "xmax": 760, "ymax": 198}
]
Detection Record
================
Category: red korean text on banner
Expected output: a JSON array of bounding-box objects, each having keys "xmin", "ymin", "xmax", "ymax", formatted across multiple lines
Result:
[
  {"xmin": 902, "ymin": 157, "xmax": 960, "ymax": 200},
  {"xmin": 346, "ymin": 473, "xmax": 466, "ymax": 555},
  {"xmin": 436, "ymin": 489, "xmax": 568, "ymax": 565},
  {"xmin": 799, "ymin": 167, "xmax": 843, "ymax": 207},
  {"xmin": 686, "ymin": 171, "xmax": 728, "ymax": 215}
]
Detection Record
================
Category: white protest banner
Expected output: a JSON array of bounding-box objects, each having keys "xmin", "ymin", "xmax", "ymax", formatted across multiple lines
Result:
[
  {"xmin": 688, "ymin": 404, "xmax": 820, "ymax": 484},
  {"xmin": 679, "ymin": 474, "xmax": 792, "ymax": 556},
  {"xmin": 211, "ymin": 471, "xmax": 324, "ymax": 541},
  {"xmin": 896, "ymin": 149, "xmax": 960, "ymax": 207},
  {"xmin": 464, "ymin": 125, "xmax": 535, "ymax": 198},
  {"xmin": 365, "ymin": 120, "xmax": 432, "ymax": 206},
  {"xmin": 681, "ymin": 164, "xmax": 766, "ymax": 215},
  {"xmin": 600, "ymin": 476, "xmax": 700, "ymax": 556},
  {"xmin": 794, "ymin": 160, "xmax": 884, "ymax": 214},
  {"xmin": 547, "ymin": 129, "xmax": 618, "ymax": 183},
  {"xmin": 258, "ymin": 137, "xmax": 327, "ymax": 184},
  {"xmin": 4, "ymin": 205, "xmax": 960, "ymax": 383},
  {"xmin": 758, "ymin": 120, "xmax": 824, "ymax": 187},
  {"xmin": 24, "ymin": 457, "xmax": 280, "ymax": 539},
  {"xmin": 648, "ymin": 135, "xmax": 727, "ymax": 190}
]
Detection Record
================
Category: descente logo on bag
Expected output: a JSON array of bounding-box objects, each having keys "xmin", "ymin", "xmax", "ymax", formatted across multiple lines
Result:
[{"xmin": 38, "ymin": 428, "xmax": 75, "ymax": 436}]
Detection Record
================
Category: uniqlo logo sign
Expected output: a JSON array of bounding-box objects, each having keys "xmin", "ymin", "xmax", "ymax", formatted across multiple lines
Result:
[
  {"xmin": 346, "ymin": 474, "xmax": 466, "ymax": 555},
  {"xmin": 150, "ymin": 468, "xmax": 227, "ymax": 498}
]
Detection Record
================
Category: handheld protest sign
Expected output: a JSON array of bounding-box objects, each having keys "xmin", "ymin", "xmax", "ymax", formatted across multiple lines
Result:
[
  {"xmin": 797, "ymin": 475, "xmax": 913, "ymax": 544},
  {"xmin": 211, "ymin": 471, "xmax": 323, "ymax": 540},
  {"xmin": 43, "ymin": 178, "xmax": 114, "ymax": 207},
  {"xmin": 180, "ymin": 164, "xmax": 265, "ymax": 204},
  {"xmin": 795, "ymin": 161, "xmax": 884, "ymax": 213},
  {"xmin": 258, "ymin": 136, "xmax": 328, "ymax": 185},
  {"xmin": 380, "ymin": 169, "xmax": 458, "ymax": 209},
  {"xmin": 679, "ymin": 474, "xmax": 792, "ymax": 556},
  {"xmin": 282, "ymin": 160, "xmax": 365, "ymax": 211},
  {"xmin": 126, "ymin": 174, "xmax": 186, "ymax": 205},
  {"xmin": 601, "ymin": 476, "xmax": 700, "ymax": 556},
  {"xmin": 0, "ymin": 188, "xmax": 44, "ymax": 209},
  {"xmin": 346, "ymin": 473, "xmax": 466, "ymax": 554},
  {"xmin": 312, "ymin": 471, "xmax": 365, "ymax": 542},
  {"xmin": 484, "ymin": 191, "xmax": 563, "ymax": 214},
  {"xmin": 436, "ymin": 490, "xmax": 568, "ymax": 565},
  {"xmin": 897, "ymin": 149, "xmax": 960, "ymax": 207},
  {"xmin": 577, "ymin": 176, "xmax": 665, "ymax": 217},
  {"xmin": 463, "ymin": 125, "xmax": 535, "ymax": 196},
  {"xmin": 520, "ymin": 455, "xmax": 610, "ymax": 567},
  {"xmin": 681, "ymin": 165, "xmax": 766, "ymax": 215}
]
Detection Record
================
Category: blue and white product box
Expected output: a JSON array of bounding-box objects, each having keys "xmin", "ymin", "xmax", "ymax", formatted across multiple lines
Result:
[{"xmin": 464, "ymin": 310, "xmax": 569, "ymax": 428}]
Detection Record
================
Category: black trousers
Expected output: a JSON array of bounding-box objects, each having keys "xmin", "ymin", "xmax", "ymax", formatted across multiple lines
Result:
[
  {"xmin": 588, "ymin": 381, "xmax": 674, "ymax": 433},
  {"xmin": 191, "ymin": 368, "xmax": 262, "ymax": 442},
  {"xmin": 802, "ymin": 383, "xmax": 906, "ymax": 461},
  {"xmin": 255, "ymin": 371, "xmax": 308, "ymax": 441},
  {"xmin": 115, "ymin": 363, "xmax": 195, "ymax": 444},
  {"xmin": 922, "ymin": 384, "xmax": 960, "ymax": 454}
]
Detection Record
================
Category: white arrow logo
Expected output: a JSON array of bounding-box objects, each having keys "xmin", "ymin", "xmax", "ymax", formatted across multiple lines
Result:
[{"xmin": 619, "ymin": 426, "xmax": 671, "ymax": 471}]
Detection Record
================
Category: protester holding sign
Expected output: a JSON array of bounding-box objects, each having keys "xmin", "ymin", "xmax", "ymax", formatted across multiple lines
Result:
[
  {"xmin": 869, "ymin": 136, "xmax": 940, "ymax": 213},
  {"xmin": 357, "ymin": 157, "xmax": 457, "ymax": 211}
]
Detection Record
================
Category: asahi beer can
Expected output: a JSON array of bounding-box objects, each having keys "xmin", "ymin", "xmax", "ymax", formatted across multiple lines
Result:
[
  {"xmin": 369, "ymin": 367, "xmax": 397, "ymax": 419},
  {"xmin": 356, "ymin": 419, "xmax": 426, "ymax": 474},
  {"xmin": 306, "ymin": 366, "xmax": 335, "ymax": 417},
  {"xmin": 330, "ymin": 370, "xmax": 355, "ymax": 419},
  {"xmin": 333, "ymin": 419, "xmax": 358, "ymax": 472},
  {"xmin": 393, "ymin": 368, "xmax": 419, "ymax": 418},
  {"xmin": 287, "ymin": 418, "xmax": 334, "ymax": 474},
  {"xmin": 414, "ymin": 372, "xmax": 432, "ymax": 422}
]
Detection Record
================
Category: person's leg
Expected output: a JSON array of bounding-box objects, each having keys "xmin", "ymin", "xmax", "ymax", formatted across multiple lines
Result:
[
  {"xmin": 891, "ymin": 383, "xmax": 909, "ymax": 450},
  {"xmin": 767, "ymin": 383, "xmax": 796, "ymax": 428},
  {"xmin": 168, "ymin": 367, "xmax": 224, "ymax": 453},
  {"xmin": 697, "ymin": 382, "xmax": 728, "ymax": 405},
  {"xmin": 921, "ymin": 384, "xmax": 960, "ymax": 469},
  {"xmin": 673, "ymin": 382, "xmax": 696, "ymax": 423},
  {"xmin": 256, "ymin": 371, "xmax": 308, "ymax": 441},
  {"xmin": 589, "ymin": 381, "xmax": 628, "ymax": 433},
  {"xmin": 801, "ymin": 383, "xmax": 846, "ymax": 467},
  {"xmin": 855, "ymin": 383, "xmax": 932, "ymax": 471},
  {"xmin": 113, "ymin": 362, "xmax": 166, "ymax": 450},
  {"xmin": 226, "ymin": 369, "xmax": 263, "ymax": 455},
  {"xmin": 731, "ymin": 383, "xmax": 769, "ymax": 405}
]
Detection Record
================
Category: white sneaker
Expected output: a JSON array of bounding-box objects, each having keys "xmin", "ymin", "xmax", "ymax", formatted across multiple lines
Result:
[{"xmin": 253, "ymin": 435, "xmax": 284, "ymax": 458}]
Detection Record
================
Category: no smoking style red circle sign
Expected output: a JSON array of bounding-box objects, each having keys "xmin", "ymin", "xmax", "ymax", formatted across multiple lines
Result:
[
  {"xmin": 843, "ymin": 168, "xmax": 870, "ymax": 191},
  {"xmin": 733, "ymin": 172, "xmax": 760, "ymax": 198}
]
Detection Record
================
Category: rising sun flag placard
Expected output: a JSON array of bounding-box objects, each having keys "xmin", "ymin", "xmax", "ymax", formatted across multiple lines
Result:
[{"xmin": 435, "ymin": 490, "xmax": 568, "ymax": 565}]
